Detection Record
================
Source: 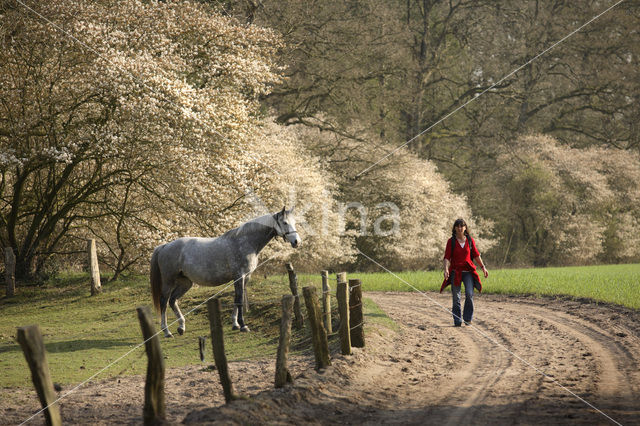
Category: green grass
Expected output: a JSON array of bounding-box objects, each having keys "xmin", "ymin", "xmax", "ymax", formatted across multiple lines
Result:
[
  {"xmin": 332, "ymin": 263, "xmax": 640, "ymax": 309},
  {"xmin": 2, "ymin": 264, "xmax": 638, "ymax": 389},
  {"xmin": 0, "ymin": 272, "xmax": 383, "ymax": 388}
]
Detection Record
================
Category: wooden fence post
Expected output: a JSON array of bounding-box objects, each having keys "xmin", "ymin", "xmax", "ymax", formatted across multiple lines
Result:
[
  {"xmin": 199, "ymin": 337, "xmax": 206, "ymax": 362},
  {"xmin": 136, "ymin": 306, "xmax": 166, "ymax": 425},
  {"xmin": 87, "ymin": 239, "xmax": 101, "ymax": 295},
  {"xmin": 207, "ymin": 298, "xmax": 241, "ymax": 403},
  {"xmin": 285, "ymin": 263, "xmax": 304, "ymax": 329},
  {"xmin": 302, "ymin": 286, "xmax": 331, "ymax": 370},
  {"xmin": 336, "ymin": 274, "xmax": 351, "ymax": 356},
  {"xmin": 336, "ymin": 273, "xmax": 347, "ymax": 289},
  {"xmin": 321, "ymin": 270, "xmax": 331, "ymax": 334},
  {"xmin": 16, "ymin": 325, "xmax": 62, "ymax": 426},
  {"xmin": 275, "ymin": 295, "xmax": 294, "ymax": 388},
  {"xmin": 349, "ymin": 279, "xmax": 365, "ymax": 348},
  {"xmin": 4, "ymin": 247, "xmax": 15, "ymax": 297}
]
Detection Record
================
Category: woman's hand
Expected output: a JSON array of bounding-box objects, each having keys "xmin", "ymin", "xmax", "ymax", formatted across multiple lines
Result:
[
  {"xmin": 474, "ymin": 256, "xmax": 488, "ymax": 279},
  {"xmin": 443, "ymin": 259, "xmax": 450, "ymax": 281}
]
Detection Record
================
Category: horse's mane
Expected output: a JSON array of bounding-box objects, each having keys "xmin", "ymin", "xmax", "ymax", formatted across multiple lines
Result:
[{"xmin": 219, "ymin": 214, "xmax": 275, "ymax": 239}]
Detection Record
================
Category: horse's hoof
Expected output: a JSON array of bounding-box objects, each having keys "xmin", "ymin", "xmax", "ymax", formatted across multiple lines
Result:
[
  {"xmin": 178, "ymin": 327, "xmax": 185, "ymax": 335},
  {"xmin": 240, "ymin": 326, "xmax": 250, "ymax": 332},
  {"xmin": 164, "ymin": 333, "xmax": 174, "ymax": 338},
  {"xmin": 232, "ymin": 325, "xmax": 240, "ymax": 331}
]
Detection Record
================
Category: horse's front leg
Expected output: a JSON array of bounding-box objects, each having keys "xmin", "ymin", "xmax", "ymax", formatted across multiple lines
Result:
[{"xmin": 232, "ymin": 276, "xmax": 249, "ymax": 332}]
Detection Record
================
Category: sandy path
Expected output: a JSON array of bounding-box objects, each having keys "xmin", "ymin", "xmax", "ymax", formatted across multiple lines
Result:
[
  {"xmin": 2, "ymin": 292, "xmax": 639, "ymax": 425},
  {"xmin": 364, "ymin": 292, "xmax": 640, "ymax": 425}
]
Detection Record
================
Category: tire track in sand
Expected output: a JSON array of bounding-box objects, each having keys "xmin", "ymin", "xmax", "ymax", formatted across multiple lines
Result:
[
  {"xmin": 365, "ymin": 292, "xmax": 640, "ymax": 425},
  {"xmin": 364, "ymin": 292, "xmax": 517, "ymax": 424},
  {"xmin": 496, "ymin": 301, "xmax": 640, "ymax": 423}
]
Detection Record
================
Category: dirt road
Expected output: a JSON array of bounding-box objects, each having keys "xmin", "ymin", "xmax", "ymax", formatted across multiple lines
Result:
[
  {"xmin": 360, "ymin": 292, "xmax": 640, "ymax": 425},
  {"xmin": 3, "ymin": 292, "xmax": 639, "ymax": 425}
]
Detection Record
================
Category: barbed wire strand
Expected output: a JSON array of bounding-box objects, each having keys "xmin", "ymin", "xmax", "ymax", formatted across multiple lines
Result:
[
  {"xmin": 350, "ymin": 321, "xmax": 364, "ymax": 331},
  {"xmin": 325, "ymin": 320, "xmax": 365, "ymax": 337},
  {"xmin": 244, "ymin": 281, "xmax": 362, "ymax": 304}
]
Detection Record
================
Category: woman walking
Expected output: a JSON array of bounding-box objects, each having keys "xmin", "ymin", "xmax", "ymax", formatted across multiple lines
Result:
[{"xmin": 441, "ymin": 218, "xmax": 488, "ymax": 326}]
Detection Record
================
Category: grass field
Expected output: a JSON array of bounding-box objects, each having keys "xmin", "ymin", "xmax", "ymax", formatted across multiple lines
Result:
[
  {"xmin": 1, "ymin": 263, "xmax": 638, "ymax": 388},
  {"xmin": 0, "ymin": 272, "xmax": 389, "ymax": 388},
  {"xmin": 341, "ymin": 263, "xmax": 640, "ymax": 309}
]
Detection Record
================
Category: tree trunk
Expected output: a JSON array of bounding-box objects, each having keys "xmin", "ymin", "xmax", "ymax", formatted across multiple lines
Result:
[
  {"xmin": 5, "ymin": 247, "xmax": 16, "ymax": 297},
  {"xmin": 15, "ymin": 252, "xmax": 39, "ymax": 281}
]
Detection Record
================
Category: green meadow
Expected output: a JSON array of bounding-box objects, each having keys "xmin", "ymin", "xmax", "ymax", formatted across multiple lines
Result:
[
  {"xmin": 340, "ymin": 263, "xmax": 640, "ymax": 309},
  {"xmin": 0, "ymin": 272, "xmax": 387, "ymax": 388},
  {"xmin": 1, "ymin": 264, "xmax": 638, "ymax": 389}
]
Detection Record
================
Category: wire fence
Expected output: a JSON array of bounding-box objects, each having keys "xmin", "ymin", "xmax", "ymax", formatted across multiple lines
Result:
[
  {"xmin": 14, "ymin": 264, "xmax": 366, "ymax": 425},
  {"xmin": 193, "ymin": 271, "xmax": 367, "ymax": 346}
]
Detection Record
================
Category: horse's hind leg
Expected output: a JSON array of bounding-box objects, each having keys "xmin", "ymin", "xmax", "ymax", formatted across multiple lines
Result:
[
  {"xmin": 160, "ymin": 294, "xmax": 173, "ymax": 338},
  {"xmin": 170, "ymin": 277, "xmax": 193, "ymax": 336},
  {"xmin": 232, "ymin": 275, "xmax": 249, "ymax": 332}
]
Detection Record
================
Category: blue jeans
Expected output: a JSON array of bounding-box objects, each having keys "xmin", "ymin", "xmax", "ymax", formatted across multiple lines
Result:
[{"xmin": 451, "ymin": 271, "xmax": 474, "ymax": 325}]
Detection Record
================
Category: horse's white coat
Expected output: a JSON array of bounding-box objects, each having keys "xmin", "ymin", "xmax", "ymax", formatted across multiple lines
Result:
[{"xmin": 151, "ymin": 209, "xmax": 300, "ymax": 337}]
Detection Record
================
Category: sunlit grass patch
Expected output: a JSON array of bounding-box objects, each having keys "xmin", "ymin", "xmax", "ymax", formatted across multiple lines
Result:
[
  {"xmin": 0, "ymin": 272, "xmax": 389, "ymax": 387},
  {"xmin": 331, "ymin": 264, "xmax": 640, "ymax": 309}
]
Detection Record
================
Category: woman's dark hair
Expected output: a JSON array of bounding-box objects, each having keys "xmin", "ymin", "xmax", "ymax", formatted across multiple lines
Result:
[{"xmin": 451, "ymin": 218, "xmax": 471, "ymax": 238}]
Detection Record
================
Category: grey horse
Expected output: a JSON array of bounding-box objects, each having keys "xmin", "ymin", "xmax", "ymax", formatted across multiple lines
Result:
[{"xmin": 150, "ymin": 208, "xmax": 301, "ymax": 337}]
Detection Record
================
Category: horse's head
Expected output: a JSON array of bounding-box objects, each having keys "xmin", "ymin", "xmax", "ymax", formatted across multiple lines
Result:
[{"xmin": 273, "ymin": 207, "xmax": 301, "ymax": 248}]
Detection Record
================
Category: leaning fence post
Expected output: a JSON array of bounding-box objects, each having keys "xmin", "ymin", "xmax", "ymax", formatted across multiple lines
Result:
[
  {"xmin": 302, "ymin": 286, "xmax": 331, "ymax": 370},
  {"xmin": 321, "ymin": 270, "xmax": 331, "ymax": 334},
  {"xmin": 207, "ymin": 298, "xmax": 241, "ymax": 403},
  {"xmin": 136, "ymin": 306, "xmax": 166, "ymax": 425},
  {"xmin": 16, "ymin": 325, "xmax": 62, "ymax": 426},
  {"xmin": 4, "ymin": 247, "xmax": 15, "ymax": 297},
  {"xmin": 87, "ymin": 239, "xmax": 101, "ymax": 295},
  {"xmin": 336, "ymin": 273, "xmax": 351, "ymax": 356},
  {"xmin": 275, "ymin": 295, "xmax": 294, "ymax": 388},
  {"xmin": 285, "ymin": 263, "xmax": 304, "ymax": 329},
  {"xmin": 349, "ymin": 279, "xmax": 365, "ymax": 348}
]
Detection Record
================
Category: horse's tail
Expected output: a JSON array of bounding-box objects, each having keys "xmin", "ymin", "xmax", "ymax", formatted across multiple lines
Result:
[{"xmin": 150, "ymin": 246, "xmax": 163, "ymax": 313}]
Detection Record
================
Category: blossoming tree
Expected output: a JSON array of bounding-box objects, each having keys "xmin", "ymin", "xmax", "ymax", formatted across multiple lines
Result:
[
  {"xmin": 0, "ymin": 0, "xmax": 282, "ymax": 278},
  {"xmin": 489, "ymin": 135, "xmax": 640, "ymax": 265}
]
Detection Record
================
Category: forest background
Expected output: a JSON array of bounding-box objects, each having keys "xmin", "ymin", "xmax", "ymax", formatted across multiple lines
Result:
[{"xmin": 1, "ymin": 0, "xmax": 639, "ymax": 282}]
